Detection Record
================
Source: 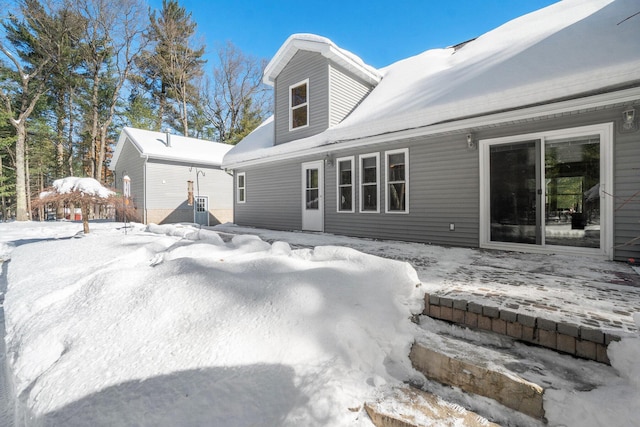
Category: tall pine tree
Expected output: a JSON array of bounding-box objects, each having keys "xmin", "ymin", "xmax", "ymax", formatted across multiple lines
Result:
[
  {"xmin": 136, "ymin": 0, "xmax": 205, "ymax": 136},
  {"xmin": 0, "ymin": 0, "xmax": 69, "ymax": 220}
]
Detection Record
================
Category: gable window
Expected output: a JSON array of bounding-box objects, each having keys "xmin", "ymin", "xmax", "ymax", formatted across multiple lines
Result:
[
  {"xmin": 237, "ymin": 172, "xmax": 246, "ymax": 203},
  {"xmin": 290, "ymin": 79, "xmax": 309, "ymax": 130},
  {"xmin": 336, "ymin": 156, "xmax": 354, "ymax": 212},
  {"xmin": 359, "ymin": 153, "xmax": 379, "ymax": 212},
  {"xmin": 386, "ymin": 148, "xmax": 409, "ymax": 213}
]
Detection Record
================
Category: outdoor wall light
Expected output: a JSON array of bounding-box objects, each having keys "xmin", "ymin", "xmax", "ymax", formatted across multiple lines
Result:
[
  {"xmin": 622, "ymin": 107, "xmax": 637, "ymax": 131},
  {"xmin": 325, "ymin": 152, "xmax": 335, "ymax": 167},
  {"xmin": 466, "ymin": 133, "xmax": 477, "ymax": 149}
]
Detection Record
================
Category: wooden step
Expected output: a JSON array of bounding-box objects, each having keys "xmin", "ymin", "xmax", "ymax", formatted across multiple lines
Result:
[
  {"xmin": 409, "ymin": 317, "xmax": 617, "ymax": 421},
  {"xmin": 364, "ymin": 385, "xmax": 500, "ymax": 427}
]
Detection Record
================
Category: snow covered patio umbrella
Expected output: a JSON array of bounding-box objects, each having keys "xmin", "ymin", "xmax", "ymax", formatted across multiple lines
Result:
[{"xmin": 34, "ymin": 177, "xmax": 115, "ymax": 234}]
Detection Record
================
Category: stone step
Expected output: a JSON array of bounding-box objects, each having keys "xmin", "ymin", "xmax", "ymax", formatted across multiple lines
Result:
[
  {"xmin": 423, "ymin": 293, "xmax": 622, "ymax": 364},
  {"xmin": 364, "ymin": 385, "xmax": 500, "ymax": 427},
  {"xmin": 409, "ymin": 316, "xmax": 617, "ymax": 422}
]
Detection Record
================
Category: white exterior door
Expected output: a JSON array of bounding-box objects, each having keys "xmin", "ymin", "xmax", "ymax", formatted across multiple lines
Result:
[
  {"xmin": 194, "ymin": 195, "xmax": 209, "ymax": 226},
  {"xmin": 302, "ymin": 161, "xmax": 324, "ymax": 231}
]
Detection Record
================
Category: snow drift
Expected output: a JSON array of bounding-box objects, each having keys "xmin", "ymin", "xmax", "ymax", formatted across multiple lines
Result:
[{"xmin": 3, "ymin": 223, "xmax": 422, "ymax": 426}]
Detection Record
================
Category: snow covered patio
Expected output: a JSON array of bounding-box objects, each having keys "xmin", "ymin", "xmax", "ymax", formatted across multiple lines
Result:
[
  {"xmin": 214, "ymin": 223, "xmax": 640, "ymax": 341},
  {"xmin": 0, "ymin": 220, "xmax": 638, "ymax": 426}
]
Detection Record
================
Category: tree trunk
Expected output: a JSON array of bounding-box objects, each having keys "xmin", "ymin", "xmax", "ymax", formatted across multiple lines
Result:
[
  {"xmin": 180, "ymin": 80, "xmax": 189, "ymax": 136},
  {"xmin": 0, "ymin": 155, "xmax": 6, "ymax": 222},
  {"xmin": 90, "ymin": 72, "xmax": 100, "ymax": 180},
  {"xmin": 14, "ymin": 124, "xmax": 28, "ymax": 221},
  {"xmin": 26, "ymin": 143, "xmax": 32, "ymax": 218},
  {"xmin": 81, "ymin": 202, "xmax": 90, "ymax": 234}
]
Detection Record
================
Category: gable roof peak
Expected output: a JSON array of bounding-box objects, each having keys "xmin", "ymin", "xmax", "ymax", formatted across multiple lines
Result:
[{"xmin": 263, "ymin": 33, "xmax": 382, "ymax": 87}]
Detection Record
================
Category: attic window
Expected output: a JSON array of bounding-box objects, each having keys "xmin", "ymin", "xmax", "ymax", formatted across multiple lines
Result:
[{"xmin": 290, "ymin": 79, "xmax": 309, "ymax": 130}]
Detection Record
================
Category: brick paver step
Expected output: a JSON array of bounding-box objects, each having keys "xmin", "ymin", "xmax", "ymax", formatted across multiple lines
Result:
[
  {"xmin": 410, "ymin": 317, "xmax": 617, "ymax": 422},
  {"xmin": 424, "ymin": 293, "xmax": 621, "ymax": 364},
  {"xmin": 364, "ymin": 385, "xmax": 500, "ymax": 427}
]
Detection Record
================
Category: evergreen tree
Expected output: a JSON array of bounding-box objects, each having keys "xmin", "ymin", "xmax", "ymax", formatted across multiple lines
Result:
[
  {"xmin": 45, "ymin": 2, "xmax": 86, "ymax": 179},
  {"xmin": 136, "ymin": 0, "xmax": 205, "ymax": 136},
  {"xmin": 0, "ymin": 110, "xmax": 16, "ymax": 221},
  {"xmin": 76, "ymin": 0, "xmax": 146, "ymax": 181},
  {"xmin": 123, "ymin": 86, "xmax": 156, "ymax": 130},
  {"xmin": 0, "ymin": 0, "xmax": 67, "ymax": 220}
]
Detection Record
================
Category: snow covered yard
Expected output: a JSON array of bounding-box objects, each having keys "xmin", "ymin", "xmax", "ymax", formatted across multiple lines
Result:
[
  {"xmin": 0, "ymin": 221, "xmax": 422, "ymax": 426},
  {"xmin": 0, "ymin": 220, "xmax": 639, "ymax": 426}
]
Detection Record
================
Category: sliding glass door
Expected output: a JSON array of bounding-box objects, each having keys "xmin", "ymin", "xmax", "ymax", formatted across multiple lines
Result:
[
  {"xmin": 481, "ymin": 124, "xmax": 612, "ymax": 257},
  {"xmin": 490, "ymin": 140, "xmax": 539, "ymax": 244},
  {"xmin": 544, "ymin": 135, "xmax": 600, "ymax": 248}
]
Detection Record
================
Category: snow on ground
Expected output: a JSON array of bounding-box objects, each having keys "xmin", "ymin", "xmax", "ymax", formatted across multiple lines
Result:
[
  {"xmin": 0, "ymin": 220, "xmax": 638, "ymax": 426},
  {"xmin": 1, "ymin": 221, "xmax": 422, "ymax": 426}
]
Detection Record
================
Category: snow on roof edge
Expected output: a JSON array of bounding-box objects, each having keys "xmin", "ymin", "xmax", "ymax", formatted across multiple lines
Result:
[
  {"xmin": 111, "ymin": 127, "xmax": 232, "ymax": 170},
  {"xmin": 227, "ymin": 0, "xmax": 640, "ymax": 168},
  {"xmin": 263, "ymin": 33, "xmax": 382, "ymax": 86}
]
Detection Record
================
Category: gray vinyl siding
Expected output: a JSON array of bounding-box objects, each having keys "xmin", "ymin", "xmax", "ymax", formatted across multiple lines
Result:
[
  {"xmin": 614, "ymin": 127, "xmax": 640, "ymax": 261},
  {"xmin": 235, "ymin": 98, "xmax": 640, "ymax": 261},
  {"xmin": 325, "ymin": 135, "xmax": 479, "ymax": 247},
  {"xmin": 274, "ymin": 51, "xmax": 329, "ymax": 145},
  {"xmin": 329, "ymin": 64, "xmax": 374, "ymax": 126},
  {"xmin": 467, "ymin": 105, "xmax": 640, "ymax": 262},
  {"xmin": 233, "ymin": 161, "xmax": 303, "ymax": 230},
  {"xmin": 144, "ymin": 159, "xmax": 232, "ymax": 224},
  {"xmin": 112, "ymin": 138, "xmax": 145, "ymax": 215},
  {"xmin": 145, "ymin": 160, "xmax": 231, "ymax": 209}
]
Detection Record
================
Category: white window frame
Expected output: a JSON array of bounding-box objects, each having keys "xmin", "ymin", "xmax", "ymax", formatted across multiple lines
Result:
[
  {"xmin": 236, "ymin": 172, "xmax": 246, "ymax": 204},
  {"xmin": 336, "ymin": 156, "xmax": 355, "ymax": 213},
  {"xmin": 289, "ymin": 78, "xmax": 309, "ymax": 131},
  {"xmin": 385, "ymin": 148, "xmax": 409, "ymax": 214},
  {"xmin": 359, "ymin": 152, "xmax": 380, "ymax": 213},
  {"xmin": 479, "ymin": 122, "xmax": 613, "ymax": 259}
]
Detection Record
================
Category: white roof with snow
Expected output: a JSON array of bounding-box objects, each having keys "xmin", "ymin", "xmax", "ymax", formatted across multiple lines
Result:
[
  {"xmin": 262, "ymin": 33, "xmax": 382, "ymax": 86},
  {"xmin": 224, "ymin": 0, "xmax": 640, "ymax": 167},
  {"xmin": 110, "ymin": 127, "xmax": 233, "ymax": 170}
]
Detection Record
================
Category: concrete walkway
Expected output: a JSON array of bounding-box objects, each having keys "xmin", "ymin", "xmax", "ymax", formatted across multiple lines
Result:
[{"xmin": 212, "ymin": 224, "xmax": 640, "ymax": 339}]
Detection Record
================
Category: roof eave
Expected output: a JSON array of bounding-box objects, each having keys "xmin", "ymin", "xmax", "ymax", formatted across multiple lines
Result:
[
  {"xmin": 224, "ymin": 85, "xmax": 640, "ymax": 169},
  {"xmin": 263, "ymin": 36, "xmax": 382, "ymax": 87}
]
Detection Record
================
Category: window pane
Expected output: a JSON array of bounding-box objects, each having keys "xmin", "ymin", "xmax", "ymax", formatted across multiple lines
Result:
[
  {"xmin": 362, "ymin": 156, "xmax": 376, "ymax": 169},
  {"xmin": 292, "ymin": 105, "xmax": 308, "ymax": 128},
  {"xmin": 388, "ymin": 183, "xmax": 405, "ymax": 211},
  {"xmin": 238, "ymin": 175, "xmax": 244, "ymax": 187},
  {"xmin": 338, "ymin": 160, "xmax": 352, "ymax": 185},
  {"xmin": 388, "ymin": 153, "xmax": 405, "ymax": 181},
  {"xmin": 238, "ymin": 188, "xmax": 245, "ymax": 202},
  {"xmin": 291, "ymin": 84, "xmax": 307, "ymax": 106},
  {"xmin": 362, "ymin": 157, "xmax": 377, "ymax": 184},
  {"xmin": 307, "ymin": 168, "xmax": 318, "ymax": 189},
  {"xmin": 490, "ymin": 141, "xmax": 537, "ymax": 244},
  {"xmin": 339, "ymin": 186, "xmax": 352, "ymax": 211},
  {"xmin": 306, "ymin": 189, "xmax": 319, "ymax": 209},
  {"xmin": 545, "ymin": 136, "xmax": 600, "ymax": 248},
  {"xmin": 362, "ymin": 185, "xmax": 377, "ymax": 211}
]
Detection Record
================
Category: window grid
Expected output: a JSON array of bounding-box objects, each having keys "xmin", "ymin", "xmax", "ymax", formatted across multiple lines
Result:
[
  {"xmin": 359, "ymin": 153, "xmax": 379, "ymax": 213},
  {"xmin": 385, "ymin": 148, "xmax": 409, "ymax": 213},
  {"xmin": 237, "ymin": 172, "xmax": 246, "ymax": 203},
  {"xmin": 196, "ymin": 197, "xmax": 206, "ymax": 212},
  {"xmin": 289, "ymin": 79, "xmax": 309, "ymax": 130},
  {"xmin": 336, "ymin": 156, "xmax": 354, "ymax": 213}
]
